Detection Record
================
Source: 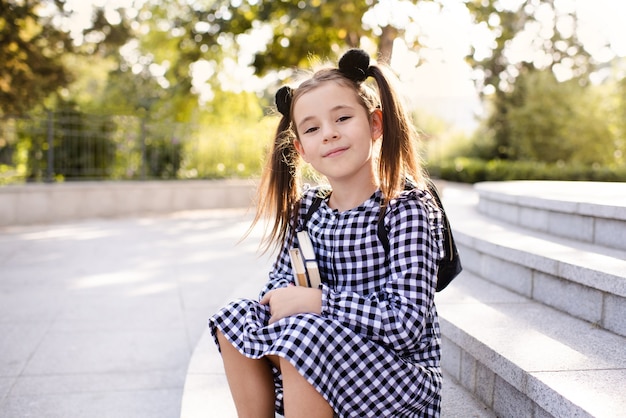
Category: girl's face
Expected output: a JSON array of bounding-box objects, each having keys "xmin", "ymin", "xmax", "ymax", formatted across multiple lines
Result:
[{"xmin": 292, "ymin": 82, "xmax": 382, "ymax": 185}]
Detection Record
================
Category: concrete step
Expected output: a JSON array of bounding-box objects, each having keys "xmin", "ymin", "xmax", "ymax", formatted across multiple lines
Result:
[
  {"xmin": 180, "ymin": 328, "xmax": 497, "ymax": 418},
  {"xmin": 179, "ymin": 181, "xmax": 626, "ymax": 418},
  {"xmin": 0, "ymin": 179, "xmax": 257, "ymax": 227},
  {"xmin": 441, "ymin": 184, "xmax": 626, "ymax": 338},
  {"xmin": 474, "ymin": 181, "xmax": 626, "ymax": 252},
  {"xmin": 437, "ymin": 272, "xmax": 626, "ymax": 418}
]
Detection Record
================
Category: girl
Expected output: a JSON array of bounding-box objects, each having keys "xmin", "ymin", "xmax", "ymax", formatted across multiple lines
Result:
[{"xmin": 209, "ymin": 48, "xmax": 444, "ymax": 417}]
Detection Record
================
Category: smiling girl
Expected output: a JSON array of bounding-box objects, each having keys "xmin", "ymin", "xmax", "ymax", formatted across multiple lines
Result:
[{"xmin": 209, "ymin": 49, "xmax": 444, "ymax": 417}]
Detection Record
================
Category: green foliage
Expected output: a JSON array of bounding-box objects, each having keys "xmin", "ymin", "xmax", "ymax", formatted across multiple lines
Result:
[
  {"xmin": 464, "ymin": 0, "xmax": 607, "ymax": 164},
  {"xmin": 466, "ymin": 0, "xmax": 594, "ymax": 96},
  {"xmin": 60, "ymin": 54, "xmax": 117, "ymax": 111},
  {"xmin": 244, "ymin": 0, "xmax": 373, "ymax": 73},
  {"xmin": 429, "ymin": 157, "xmax": 626, "ymax": 184},
  {"xmin": 144, "ymin": 136, "xmax": 183, "ymax": 179},
  {"xmin": 416, "ymin": 109, "xmax": 475, "ymax": 166},
  {"xmin": 609, "ymin": 75, "xmax": 626, "ymax": 166},
  {"xmin": 203, "ymin": 90, "xmax": 265, "ymax": 124},
  {"xmin": 508, "ymin": 70, "xmax": 615, "ymax": 164},
  {"xmin": 181, "ymin": 116, "xmax": 275, "ymax": 179},
  {"xmin": 53, "ymin": 111, "xmax": 116, "ymax": 180},
  {"xmin": 21, "ymin": 105, "xmax": 117, "ymax": 181},
  {"xmin": 0, "ymin": 0, "xmax": 72, "ymax": 115},
  {"xmin": 4, "ymin": 0, "xmax": 625, "ymax": 188},
  {"xmin": 80, "ymin": 7, "xmax": 133, "ymax": 57},
  {"xmin": 137, "ymin": 0, "xmax": 373, "ymax": 76},
  {"xmin": 0, "ymin": 93, "xmax": 276, "ymax": 184},
  {"xmin": 0, "ymin": 119, "xmax": 28, "ymax": 184},
  {"xmin": 473, "ymin": 69, "xmax": 619, "ymax": 165}
]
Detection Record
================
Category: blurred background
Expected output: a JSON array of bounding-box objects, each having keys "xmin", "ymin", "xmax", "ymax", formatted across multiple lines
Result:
[{"xmin": 1, "ymin": 0, "xmax": 625, "ymax": 185}]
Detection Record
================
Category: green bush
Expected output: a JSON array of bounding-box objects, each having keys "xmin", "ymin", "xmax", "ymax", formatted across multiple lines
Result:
[
  {"xmin": 428, "ymin": 157, "xmax": 626, "ymax": 183},
  {"xmin": 180, "ymin": 117, "xmax": 275, "ymax": 179},
  {"xmin": 52, "ymin": 108, "xmax": 116, "ymax": 180}
]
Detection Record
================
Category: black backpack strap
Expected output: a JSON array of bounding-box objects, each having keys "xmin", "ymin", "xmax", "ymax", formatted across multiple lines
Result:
[
  {"xmin": 426, "ymin": 181, "xmax": 459, "ymax": 260},
  {"xmin": 377, "ymin": 209, "xmax": 390, "ymax": 254},
  {"xmin": 425, "ymin": 181, "xmax": 462, "ymax": 290},
  {"xmin": 300, "ymin": 188, "xmax": 331, "ymax": 231},
  {"xmin": 376, "ymin": 179, "xmax": 415, "ymax": 254},
  {"xmin": 376, "ymin": 180, "xmax": 462, "ymax": 291}
]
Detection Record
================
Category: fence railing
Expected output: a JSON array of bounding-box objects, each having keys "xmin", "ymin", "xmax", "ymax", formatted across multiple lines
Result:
[{"xmin": 0, "ymin": 110, "xmax": 269, "ymax": 184}]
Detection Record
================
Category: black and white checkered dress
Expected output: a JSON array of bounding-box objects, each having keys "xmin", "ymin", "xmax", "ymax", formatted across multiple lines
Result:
[{"xmin": 209, "ymin": 187, "xmax": 444, "ymax": 417}]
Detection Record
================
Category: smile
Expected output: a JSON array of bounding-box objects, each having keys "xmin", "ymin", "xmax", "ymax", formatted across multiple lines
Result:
[{"xmin": 323, "ymin": 147, "xmax": 349, "ymax": 158}]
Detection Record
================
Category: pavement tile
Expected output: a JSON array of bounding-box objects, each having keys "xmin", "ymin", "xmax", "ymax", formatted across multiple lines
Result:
[
  {"xmin": 22, "ymin": 328, "xmax": 190, "ymax": 376},
  {"xmin": 0, "ymin": 388, "xmax": 181, "ymax": 418},
  {"xmin": 0, "ymin": 209, "xmax": 264, "ymax": 417},
  {"xmin": 9, "ymin": 370, "xmax": 184, "ymax": 396},
  {"xmin": 0, "ymin": 323, "xmax": 52, "ymax": 377},
  {"xmin": 0, "ymin": 377, "xmax": 16, "ymax": 402}
]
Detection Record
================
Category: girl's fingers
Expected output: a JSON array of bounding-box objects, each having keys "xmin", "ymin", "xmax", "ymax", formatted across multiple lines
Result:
[{"xmin": 259, "ymin": 292, "xmax": 271, "ymax": 305}]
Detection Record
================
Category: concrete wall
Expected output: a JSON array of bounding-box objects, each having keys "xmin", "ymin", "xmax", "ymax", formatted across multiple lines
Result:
[{"xmin": 0, "ymin": 180, "xmax": 257, "ymax": 227}]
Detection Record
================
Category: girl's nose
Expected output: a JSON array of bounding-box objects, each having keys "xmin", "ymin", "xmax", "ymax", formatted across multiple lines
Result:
[{"xmin": 323, "ymin": 126, "xmax": 339, "ymax": 142}]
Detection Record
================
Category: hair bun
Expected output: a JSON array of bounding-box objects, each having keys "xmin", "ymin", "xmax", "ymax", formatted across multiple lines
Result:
[
  {"xmin": 275, "ymin": 86, "xmax": 293, "ymax": 117},
  {"xmin": 338, "ymin": 49, "xmax": 370, "ymax": 83}
]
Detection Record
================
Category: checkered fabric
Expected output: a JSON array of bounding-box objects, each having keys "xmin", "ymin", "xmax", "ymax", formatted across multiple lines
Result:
[{"xmin": 209, "ymin": 187, "xmax": 444, "ymax": 417}]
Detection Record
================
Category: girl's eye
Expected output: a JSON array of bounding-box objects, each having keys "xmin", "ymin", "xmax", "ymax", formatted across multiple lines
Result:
[
  {"xmin": 337, "ymin": 116, "xmax": 351, "ymax": 122},
  {"xmin": 303, "ymin": 126, "xmax": 318, "ymax": 134}
]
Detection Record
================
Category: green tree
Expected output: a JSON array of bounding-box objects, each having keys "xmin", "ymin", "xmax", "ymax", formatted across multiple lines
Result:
[
  {"xmin": 137, "ymin": 0, "xmax": 399, "ymax": 76},
  {"xmin": 465, "ymin": 0, "xmax": 596, "ymax": 160},
  {"xmin": 506, "ymin": 70, "xmax": 614, "ymax": 164},
  {"xmin": 614, "ymin": 73, "xmax": 626, "ymax": 165},
  {"xmin": 0, "ymin": 0, "xmax": 72, "ymax": 115},
  {"xmin": 130, "ymin": 0, "xmax": 450, "ymax": 105},
  {"xmin": 466, "ymin": 0, "xmax": 595, "ymax": 96}
]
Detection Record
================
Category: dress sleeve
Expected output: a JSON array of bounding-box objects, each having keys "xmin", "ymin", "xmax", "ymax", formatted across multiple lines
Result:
[
  {"xmin": 320, "ymin": 191, "xmax": 444, "ymax": 355},
  {"xmin": 257, "ymin": 229, "xmax": 295, "ymax": 300}
]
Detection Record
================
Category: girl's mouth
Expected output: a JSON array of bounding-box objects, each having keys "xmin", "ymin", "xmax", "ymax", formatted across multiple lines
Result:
[{"xmin": 324, "ymin": 147, "xmax": 348, "ymax": 158}]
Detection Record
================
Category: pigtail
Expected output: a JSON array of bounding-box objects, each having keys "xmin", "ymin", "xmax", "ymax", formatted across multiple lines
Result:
[
  {"xmin": 369, "ymin": 65, "xmax": 426, "ymax": 199},
  {"xmin": 248, "ymin": 91, "xmax": 302, "ymax": 254},
  {"xmin": 338, "ymin": 48, "xmax": 426, "ymax": 204},
  {"xmin": 367, "ymin": 66, "xmax": 404, "ymax": 199}
]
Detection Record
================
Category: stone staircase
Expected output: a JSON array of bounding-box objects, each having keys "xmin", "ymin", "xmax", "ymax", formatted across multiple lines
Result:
[
  {"xmin": 180, "ymin": 181, "xmax": 626, "ymax": 417},
  {"xmin": 437, "ymin": 181, "xmax": 626, "ymax": 418}
]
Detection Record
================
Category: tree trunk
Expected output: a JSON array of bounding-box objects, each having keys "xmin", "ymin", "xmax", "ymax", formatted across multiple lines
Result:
[{"xmin": 378, "ymin": 25, "xmax": 398, "ymax": 64}]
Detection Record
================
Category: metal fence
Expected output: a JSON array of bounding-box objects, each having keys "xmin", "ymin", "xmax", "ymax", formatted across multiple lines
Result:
[{"xmin": 0, "ymin": 110, "xmax": 266, "ymax": 184}]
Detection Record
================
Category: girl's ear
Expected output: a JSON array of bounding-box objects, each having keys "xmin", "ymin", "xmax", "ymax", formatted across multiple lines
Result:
[{"xmin": 370, "ymin": 109, "xmax": 383, "ymax": 140}]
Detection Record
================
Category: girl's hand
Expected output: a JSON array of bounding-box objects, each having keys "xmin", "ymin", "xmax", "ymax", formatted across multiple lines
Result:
[{"xmin": 260, "ymin": 286, "xmax": 323, "ymax": 324}]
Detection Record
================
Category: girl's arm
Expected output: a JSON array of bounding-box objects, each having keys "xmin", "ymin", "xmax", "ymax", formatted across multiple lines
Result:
[
  {"xmin": 320, "ymin": 193, "xmax": 444, "ymax": 356},
  {"xmin": 258, "ymin": 233, "xmax": 295, "ymax": 299}
]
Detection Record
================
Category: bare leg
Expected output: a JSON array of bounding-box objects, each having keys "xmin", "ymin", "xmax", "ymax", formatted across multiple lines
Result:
[
  {"xmin": 280, "ymin": 357, "xmax": 334, "ymax": 418},
  {"xmin": 216, "ymin": 330, "xmax": 275, "ymax": 418}
]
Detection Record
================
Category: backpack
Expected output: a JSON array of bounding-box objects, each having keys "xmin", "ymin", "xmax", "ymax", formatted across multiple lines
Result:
[{"xmin": 301, "ymin": 180, "xmax": 462, "ymax": 292}]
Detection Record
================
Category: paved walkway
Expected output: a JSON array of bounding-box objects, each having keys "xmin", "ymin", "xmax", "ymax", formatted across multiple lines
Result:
[
  {"xmin": 0, "ymin": 183, "xmax": 490, "ymax": 417},
  {"xmin": 0, "ymin": 209, "xmax": 271, "ymax": 418}
]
